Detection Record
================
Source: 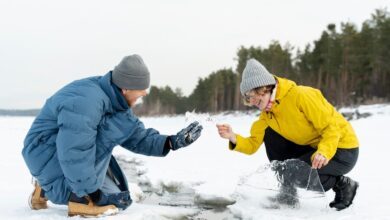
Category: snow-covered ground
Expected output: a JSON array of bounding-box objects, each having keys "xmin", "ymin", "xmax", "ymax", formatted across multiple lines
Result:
[{"xmin": 1, "ymin": 104, "xmax": 390, "ymax": 220}]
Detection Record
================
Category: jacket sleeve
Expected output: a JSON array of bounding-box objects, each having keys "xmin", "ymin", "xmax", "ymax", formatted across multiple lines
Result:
[
  {"xmin": 297, "ymin": 88, "xmax": 341, "ymax": 160},
  {"xmin": 229, "ymin": 116, "xmax": 268, "ymax": 155},
  {"xmin": 56, "ymin": 97, "xmax": 102, "ymax": 197},
  {"xmin": 119, "ymin": 112, "xmax": 168, "ymax": 157}
]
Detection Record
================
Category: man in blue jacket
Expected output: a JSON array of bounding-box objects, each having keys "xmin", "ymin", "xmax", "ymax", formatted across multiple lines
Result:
[{"xmin": 22, "ymin": 54, "xmax": 203, "ymax": 217}]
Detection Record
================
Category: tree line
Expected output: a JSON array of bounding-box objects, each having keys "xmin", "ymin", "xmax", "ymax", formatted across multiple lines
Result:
[{"xmin": 134, "ymin": 9, "xmax": 390, "ymax": 116}]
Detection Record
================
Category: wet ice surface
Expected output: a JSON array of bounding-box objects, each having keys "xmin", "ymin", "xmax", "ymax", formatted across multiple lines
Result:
[
  {"xmin": 117, "ymin": 156, "xmax": 331, "ymax": 219},
  {"xmin": 113, "ymin": 112, "xmax": 337, "ymax": 219},
  {"xmin": 116, "ymin": 156, "xmax": 238, "ymax": 219}
]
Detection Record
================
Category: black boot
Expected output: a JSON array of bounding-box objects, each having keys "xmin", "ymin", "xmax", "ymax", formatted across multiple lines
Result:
[
  {"xmin": 329, "ymin": 186, "xmax": 341, "ymax": 208},
  {"xmin": 329, "ymin": 176, "xmax": 359, "ymax": 210}
]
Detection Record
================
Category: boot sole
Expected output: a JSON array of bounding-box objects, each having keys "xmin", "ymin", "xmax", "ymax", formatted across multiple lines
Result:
[{"xmin": 28, "ymin": 192, "xmax": 34, "ymax": 210}]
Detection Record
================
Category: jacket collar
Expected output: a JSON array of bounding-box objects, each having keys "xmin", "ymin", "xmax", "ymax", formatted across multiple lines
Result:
[
  {"xmin": 264, "ymin": 76, "xmax": 296, "ymax": 114},
  {"xmin": 274, "ymin": 76, "xmax": 296, "ymax": 102},
  {"xmin": 98, "ymin": 71, "xmax": 129, "ymax": 111}
]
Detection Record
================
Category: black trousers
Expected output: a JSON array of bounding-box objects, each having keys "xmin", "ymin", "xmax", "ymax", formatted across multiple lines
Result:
[{"xmin": 263, "ymin": 127, "xmax": 359, "ymax": 191}]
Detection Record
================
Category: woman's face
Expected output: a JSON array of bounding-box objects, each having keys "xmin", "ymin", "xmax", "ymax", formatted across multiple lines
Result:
[{"xmin": 244, "ymin": 87, "xmax": 272, "ymax": 111}]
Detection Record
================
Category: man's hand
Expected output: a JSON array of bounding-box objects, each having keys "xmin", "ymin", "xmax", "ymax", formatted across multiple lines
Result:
[
  {"xmin": 216, "ymin": 123, "xmax": 236, "ymax": 144},
  {"xmin": 311, "ymin": 153, "xmax": 329, "ymax": 169},
  {"xmin": 169, "ymin": 121, "xmax": 203, "ymax": 150}
]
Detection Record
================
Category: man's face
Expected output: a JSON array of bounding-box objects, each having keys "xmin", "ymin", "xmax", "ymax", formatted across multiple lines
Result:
[{"xmin": 121, "ymin": 89, "xmax": 147, "ymax": 107}]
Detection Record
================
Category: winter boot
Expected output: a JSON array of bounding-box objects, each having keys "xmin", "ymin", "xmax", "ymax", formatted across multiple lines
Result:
[
  {"xmin": 329, "ymin": 186, "xmax": 341, "ymax": 208},
  {"xmin": 329, "ymin": 176, "xmax": 359, "ymax": 210},
  {"xmin": 29, "ymin": 180, "xmax": 48, "ymax": 210},
  {"xmin": 68, "ymin": 193, "xmax": 119, "ymax": 217}
]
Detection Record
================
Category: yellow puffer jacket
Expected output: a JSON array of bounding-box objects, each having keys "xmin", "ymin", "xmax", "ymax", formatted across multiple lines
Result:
[{"xmin": 231, "ymin": 77, "xmax": 359, "ymax": 161}]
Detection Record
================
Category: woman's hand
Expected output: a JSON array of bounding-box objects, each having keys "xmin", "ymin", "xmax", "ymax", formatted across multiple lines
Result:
[
  {"xmin": 216, "ymin": 124, "xmax": 237, "ymax": 144},
  {"xmin": 312, "ymin": 153, "xmax": 329, "ymax": 169}
]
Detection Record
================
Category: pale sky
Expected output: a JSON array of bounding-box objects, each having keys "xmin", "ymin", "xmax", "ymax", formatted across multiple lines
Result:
[{"xmin": 1, "ymin": 0, "xmax": 389, "ymax": 109}]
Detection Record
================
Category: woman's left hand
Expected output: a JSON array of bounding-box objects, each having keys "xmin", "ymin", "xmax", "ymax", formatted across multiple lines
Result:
[{"xmin": 312, "ymin": 153, "xmax": 329, "ymax": 169}]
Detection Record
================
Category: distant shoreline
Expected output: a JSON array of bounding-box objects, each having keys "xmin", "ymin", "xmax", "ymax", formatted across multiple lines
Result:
[{"xmin": 0, "ymin": 109, "xmax": 40, "ymax": 117}]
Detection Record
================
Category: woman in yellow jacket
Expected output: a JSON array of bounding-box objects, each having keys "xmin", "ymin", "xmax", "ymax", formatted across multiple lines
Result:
[{"xmin": 217, "ymin": 59, "xmax": 359, "ymax": 211}]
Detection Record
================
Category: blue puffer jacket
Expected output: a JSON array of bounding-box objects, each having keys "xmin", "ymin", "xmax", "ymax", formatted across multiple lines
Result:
[{"xmin": 22, "ymin": 72, "xmax": 168, "ymax": 205}]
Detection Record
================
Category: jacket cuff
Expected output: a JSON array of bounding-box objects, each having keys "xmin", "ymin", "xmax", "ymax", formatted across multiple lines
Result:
[
  {"xmin": 162, "ymin": 137, "xmax": 172, "ymax": 155},
  {"xmin": 229, "ymin": 141, "xmax": 236, "ymax": 150}
]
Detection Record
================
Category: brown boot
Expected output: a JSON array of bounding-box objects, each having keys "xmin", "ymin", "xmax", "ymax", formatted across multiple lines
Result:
[
  {"xmin": 28, "ymin": 181, "xmax": 48, "ymax": 210},
  {"xmin": 68, "ymin": 193, "xmax": 118, "ymax": 217}
]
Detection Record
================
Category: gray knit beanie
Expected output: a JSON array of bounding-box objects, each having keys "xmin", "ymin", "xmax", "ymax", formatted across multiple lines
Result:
[
  {"xmin": 112, "ymin": 54, "xmax": 150, "ymax": 90},
  {"xmin": 240, "ymin": 59, "xmax": 276, "ymax": 95}
]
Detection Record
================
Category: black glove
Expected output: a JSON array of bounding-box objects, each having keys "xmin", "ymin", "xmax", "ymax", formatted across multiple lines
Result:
[
  {"xmin": 169, "ymin": 121, "xmax": 203, "ymax": 150},
  {"xmin": 89, "ymin": 189, "xmax": 132, "ymax": 210}
]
